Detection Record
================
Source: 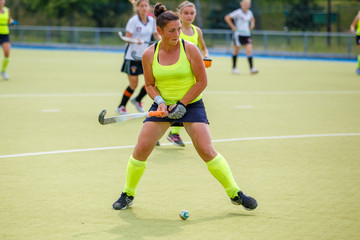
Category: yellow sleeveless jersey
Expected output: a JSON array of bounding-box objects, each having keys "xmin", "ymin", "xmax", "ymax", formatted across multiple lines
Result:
[
  {"xmin": 180, "ymin": 24, "xmax": 198, "ymax": 45},
  {"xmin": 152, "ymin": 40, "xmax": 202, "ymax": 105},
  {"xmin": 357, "ymin": 17, "xmax": 360, "ymax": 36},
  {"xmin": 0, "ymin": 7, "xmax": 9, "ymax": 35}
]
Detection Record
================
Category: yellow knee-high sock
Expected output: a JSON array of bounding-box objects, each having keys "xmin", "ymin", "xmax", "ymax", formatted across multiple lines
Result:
[
  {"xmin": 123, "ymin": 155, "xmax": 147, "ymax": 197},
  {"xmin": 2, "ymin": 57, "xmax": 9, "ymax": 72},
  {"xmin": 206, "ymin": 153, "xmax": 240, "ymax": 198},
  {"xmin": 170, "ymin": 126, "xmax": 181, "ymax": 135},
  {"xmin": 358, "ymin": 55, "xmax": 360, "ymax": 69}
]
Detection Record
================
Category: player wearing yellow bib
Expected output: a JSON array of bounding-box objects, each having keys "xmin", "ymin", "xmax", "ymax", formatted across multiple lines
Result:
[
  {"xmin": 178, "ymin": 1, "xmax": 209, "ymax": 60},
  {"xmin": 0, "ymin": 0, "xmax": 17, "ymax": 80},
  {"xmin": 165, "ymin": 0, "xmax": 211, "ymax": 147},
  {"xmin": 112, "ymin": 3, "xmax": 258, "ymax": 212},
  {"xmin": 350, "ymin": 10, "xmax": 360, "ymax": 74}
]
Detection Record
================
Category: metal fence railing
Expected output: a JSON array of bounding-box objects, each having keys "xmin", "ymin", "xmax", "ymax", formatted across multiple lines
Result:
[{"xmin": 10, "ymin": 26, "xmax": 357, "ymax": 59}]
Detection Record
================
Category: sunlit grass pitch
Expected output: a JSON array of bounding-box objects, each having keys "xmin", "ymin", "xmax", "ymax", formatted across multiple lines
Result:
[{"xmin": 0, "ymin": 49, "xmax": 359, "ymax": 240}]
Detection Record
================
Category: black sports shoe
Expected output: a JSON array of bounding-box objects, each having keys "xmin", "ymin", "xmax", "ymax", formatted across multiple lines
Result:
[
  {"xmin": 166, "ymin": 132, "xmax": 185, "ymax": 147},
  {"xmin": 156, "ymin": 141, "xmax": 160, "ymax": 146},
  {"xmin": 231, "ymin": 191, "xmax": 258, "ymax": 210},
  {"xmin": 112, "ymin": 192, "xmax": 134, "ymax": 210}
]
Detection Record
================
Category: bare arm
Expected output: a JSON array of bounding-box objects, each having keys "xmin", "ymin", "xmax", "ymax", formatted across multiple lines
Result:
[
  {"xmin": 142, "ymin": 46, "xmax": 168, "ymax": 114},
  {"xmin": 250, "ymin": 16, "xmax": 255, "ymax": 30},
  {"xmin": 125, "ymin": 31, "xmax": 132, "ymax": 38},
  {"xmin": 224, "ymin": 14, "xmax": 236, "ymax": 31},
  {"xmin": 350, "ymin": 11, "xmax": 360, "ymax": 33},
  {"xmin": 8, "ymin": 9, "xmax": 14, "ymax": 24},
  {"xmin": 196, "ymin": 27, "xmax": 209, "ymax": 58},
  {"xmin": 125, "ymin": 31, "xmax": 141, "ymax": 44},
  {"xmin": 142, "ymin": 46, "xmax": 158, "ymax": 98},
  {"xmin": 180, "ymin": 42, "xmax": 207, "ymax": 106}
]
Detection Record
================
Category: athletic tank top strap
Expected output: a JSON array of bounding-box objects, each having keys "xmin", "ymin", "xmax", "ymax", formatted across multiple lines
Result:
[
  {"xmin": 152, "ymin": 39, "xmax": 202, "ymax": 105},
  {"xmin": 179, "ymin": 24, "xmax": 198, "ymax": 45},
  {"xmin": 154, "ymin": 39, "xmax": 186, "ymax": 61},
  {"xmin": 154, "ymin": 39, "xmax": 185, "ymax": 53}
]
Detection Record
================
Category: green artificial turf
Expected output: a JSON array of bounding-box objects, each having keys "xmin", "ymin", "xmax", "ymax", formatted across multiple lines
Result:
[{"xmin": 0, "ymin": 49, "xmax": 359, "ymax": 240}]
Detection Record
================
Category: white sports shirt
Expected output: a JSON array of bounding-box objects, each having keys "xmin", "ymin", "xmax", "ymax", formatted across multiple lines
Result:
[
  {"xmin": 124, "ymin": 14, "xmax": 157, "ymax": 60},
  {"xmin": 229, "ymin": 8, "xmax": 254, "ymax": 36}
]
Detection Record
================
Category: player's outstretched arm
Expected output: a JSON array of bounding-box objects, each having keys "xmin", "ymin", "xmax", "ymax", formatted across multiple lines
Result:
[
  {"xmin": 196, "ymin": 27, "xmax": 212, "ymax": 68},
  {"xmin": 350, "ymin": 11, "xmax": 360, "ymax": 33},
  {"xmin": 8, "ymin": 9, "xmax": 18, "ymax": 25},
  {"xmin": 196, "ymin": 27, "xmax": 209, "ymax": 58},
  {"xmin": 250, "ymin": 16, "xmax": 255, "ymax": 31}
]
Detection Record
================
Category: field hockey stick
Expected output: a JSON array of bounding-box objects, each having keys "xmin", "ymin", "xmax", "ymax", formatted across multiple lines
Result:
[
  {"xmin": 98, "ymin": 109, "xmax": 163, "ymax": 125},
  {"xmin": 131, "ymin": 51, "xmax": 142, "ymax": 61},
  {"xmin": 118, "ymin": 32, "xmax": 155, "ymax": 44}
]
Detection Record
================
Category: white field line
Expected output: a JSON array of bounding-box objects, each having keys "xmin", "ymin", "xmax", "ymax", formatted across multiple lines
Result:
[
  {"xmin": 1, "ymin": 133, "xmax": 359, "ymax": 159},
  {"xmin": 1, "ymin": 91, "xmax": 360, "ymax": 98}
]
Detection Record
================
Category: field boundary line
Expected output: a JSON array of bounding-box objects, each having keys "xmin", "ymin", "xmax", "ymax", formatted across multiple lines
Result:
[{"xmin": 1, "ymin": 133, "xmax": 359, "ymax": 159}]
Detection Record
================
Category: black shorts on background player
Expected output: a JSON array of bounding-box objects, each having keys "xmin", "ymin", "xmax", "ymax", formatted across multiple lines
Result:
[
  {"xmin": 121, "ymin": 60, "xmax": 144, "ymax": 76},
  {"xmin": 233, "ymin": 35, "xmax": 252, "ymax": 46}
]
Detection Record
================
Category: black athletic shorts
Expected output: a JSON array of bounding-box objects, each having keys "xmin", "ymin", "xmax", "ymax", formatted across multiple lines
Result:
[
  {"xmin": 144, "ymin": 99, "xmax": 209, "ymax": 126},
  {"xmin": 233, "ymin": 35, "xmax": 252, "ymax": 46},
  {"xmin": 356, "ymin": 36, "xmax": 360, "ymax": 46},
  {"xmin": 121, "ymin": 59, "xmax": 143, "ymax": 76},
  {"xmin": 0, "ymin": 34, "xmax": 10, "ymax": 45}
]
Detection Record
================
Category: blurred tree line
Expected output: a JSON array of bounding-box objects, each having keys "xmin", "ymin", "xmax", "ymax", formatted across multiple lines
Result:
[{"xmin": 5, "ymin": 0, "xmax": 360, "ymax": 32}]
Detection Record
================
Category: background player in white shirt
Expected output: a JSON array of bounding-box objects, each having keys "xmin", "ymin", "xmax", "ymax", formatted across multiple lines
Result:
[
  {"xmin": 116, "ymin": 0, "xmax": 160, "ymax": 115},
  {"xmin": 225, "ymin": 0, "xmax": 258, "ymax": 75}
]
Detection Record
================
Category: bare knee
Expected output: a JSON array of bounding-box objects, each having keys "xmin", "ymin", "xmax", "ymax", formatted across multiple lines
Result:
[
  {"xmin": 233, "ymin": 47, "xmax": 240, "ymax": 55},
  {"xmin": 197, "ymin": 147, "xmax": 218, "ymax": 162},
  {"xmin": 128, "ymin": 75, "xmax": 139, "ymax": 90},
  {"xmin": 245, "ymin": 45, "xmax": 252, "ymax": 56},
  {"xmin": 129, "ymin": 82, "xmax": 138, "ymax": 90},
  {"xmin": 132, "ymin": 142, "xmax": 155, "ymax": 161},
  {"xmin": 2, "ymin": 43, "xmax": 11, "ymax": 57}
]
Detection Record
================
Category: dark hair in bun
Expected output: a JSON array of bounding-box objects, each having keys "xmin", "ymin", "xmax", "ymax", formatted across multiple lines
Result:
[
  {"xmin": 154, "ymin": 3, "xmax": 179, "ymax": 29},
  {"xmin": 153, "ymin": 3, "xmax": 166, "ymax": 17}
]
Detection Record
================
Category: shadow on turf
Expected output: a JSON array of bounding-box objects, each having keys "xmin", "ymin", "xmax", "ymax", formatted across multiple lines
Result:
[
  {"xmin": 108, "ymin": 209, "xmax": 254, "ymax": 239},
  {"xmin": 149, "ymin": 146, "xmax": 189, "ymax": 164}
]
